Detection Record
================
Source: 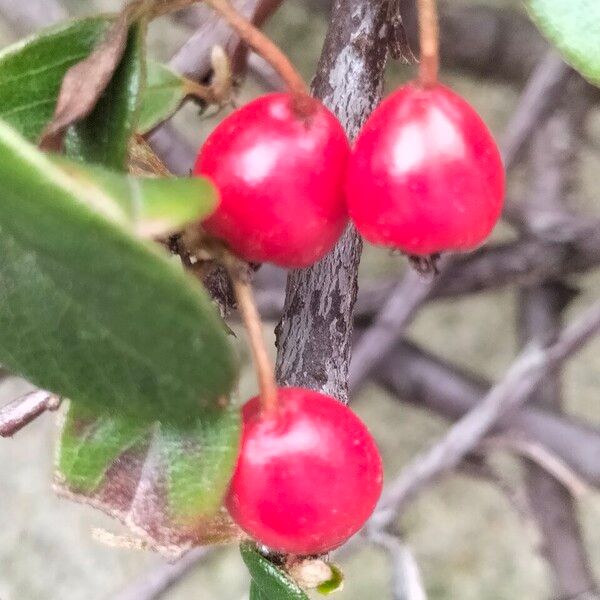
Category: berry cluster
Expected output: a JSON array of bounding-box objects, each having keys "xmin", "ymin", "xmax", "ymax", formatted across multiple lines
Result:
[
  {"xmin": 194, "ymin": 71, "xmax": 504, "ymax": 555},
  {"xmin": 194, "ymin": 84, "xmax": 504, "ymax": 267}
]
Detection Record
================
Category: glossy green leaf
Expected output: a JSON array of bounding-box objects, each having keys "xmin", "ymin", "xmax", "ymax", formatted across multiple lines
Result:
[
  {"xmin": 139, "ymin": 61, "xmax": 188, "ymax": 134},
  {"xmin": 57, "ymin": 402, "xmax": 241, "ymax": 551},
  {"xmin": 0, "ymin": 120, "xmax": 237, "ymax": 424},
  {"xmin": 525, "ymin": 0, "xmax": 600, "ymax": 85},
  {"xmin": 0, "ymin": 16, "xmax": 113, "ymax": 142},
  {"xmin": 65, "ymin": 22, "xmax": 145, "ymax": 169},
  {"xmin": 241, "ymin": 543, "xmax": 309, "ymax": 600},
  {"xmin": 54, "ymin": 157, "xmax": 218, "ymax": 237}
]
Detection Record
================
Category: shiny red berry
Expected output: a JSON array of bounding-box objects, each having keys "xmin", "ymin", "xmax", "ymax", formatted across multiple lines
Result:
[
  {"xmin": 346, "ymin": 82, "xmax": 505, "ymax": 256},
  {"xmin": 194, "ymin": 93, "xmax": 350, "ymax": 268},
  {"xmin": 226, "ymin": 387, "xmax": 383, "ymax": 555}
]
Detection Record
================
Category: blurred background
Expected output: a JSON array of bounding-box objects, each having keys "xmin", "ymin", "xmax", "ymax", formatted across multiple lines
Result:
[{"xmin": 1, "ymin": 0, "xmax": 600, "ymax": 598}]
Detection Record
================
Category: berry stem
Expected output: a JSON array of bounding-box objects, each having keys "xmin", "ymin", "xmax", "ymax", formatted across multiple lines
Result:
[
  {"xmin": 201, "ymin": 0, "xmax": 312, "ymax": 114},
  {"xmin": 225, "ymin": 256, "xmax": 278, "ymax": 414},
  {"xmin": 417, "ymin": 0, "xmax": 439, "ymax": 87}
]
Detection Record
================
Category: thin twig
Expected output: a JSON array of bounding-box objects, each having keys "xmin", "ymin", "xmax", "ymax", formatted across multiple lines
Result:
[
  {"xmin": 515, "ymin": 94, "xmax": 598, "ymax": 597},
  {"xmin": 481, "ymin": 436, "xmax": 588, "ymax": 498},
  {"xmin": 370, "ymin": 531, "xmax": 427, "ymax": 600},
  {"xmin": 369, "ymin": 299, "xmax": 600, "ymax": 530},
  {"xmin": 500, "ymin": 50, "xmax": 573, "ymax": 174},
  {"xmin": 113, "ymin": 547, "xmax": 210, "ymax": 600},
  {"xmin": 349, "ymin": 257, "xmax": 448, "ymax": 395},
  {"xmin": 0, "ymin": 390, "xmax": 61, "ymax": 437},
  {"xmin": 458, "ymin": 457, "xmax": 535, "ymax": 526},
  {"xmin": 374, "ymin": 339, "xmax": 600, "ymax": 489}
]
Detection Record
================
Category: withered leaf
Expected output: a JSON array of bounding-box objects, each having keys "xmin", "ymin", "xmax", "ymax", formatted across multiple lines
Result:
[
  {"xmin": 39, "ymin": 10, "xmax": 130, "ymax": 152},
  {"xmin": 55, "ymin": 403, "xmax": 243, "ymax": 559}
]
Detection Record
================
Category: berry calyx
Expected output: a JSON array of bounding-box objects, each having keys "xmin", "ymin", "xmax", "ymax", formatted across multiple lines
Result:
[
  {"xmin": 226, "ymin": 387, "xmax": 383, "ymax": 555},
  {"xmin": 194, "ymin": 93, "xmax": 350, "ymax": 268},
  {"xmin": 346, "ymin": 82, "xmax": 505, "ymax": 256}
]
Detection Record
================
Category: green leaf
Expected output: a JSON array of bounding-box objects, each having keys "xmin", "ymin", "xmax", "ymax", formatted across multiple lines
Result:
[
  {"xmin": 525, "ymin": 0, "xmax": 600, "ymax": 85},
  {"xmin": 0, "ymin": 16, "xmax": 113, "ymax": 142},
  {"xmin": 241, "ymin": 543, "xmax": 310, "ymax": 600},
  {"xmin": 54, "ymin": 157, "xmax": 218, "ymax": 237},
  {"xmin": 161, "ymin": 407, "xmax": 240, "ymax": 521},
  {"xmin": 65, "ymin": 22, "xmax": 145, "ymax": 169},
  {"xmin": 0, "ymin": 120, "xmax": 237, "ymax": 424},
  {"xmin": 139, "ymin": 61, "xmax": 188, "ymax": 134},
  {"xmin": 58, "ymin": 402, "xmax": 150, "ymax": 492},
  {"xmin": 0, "ymin": 20, "xmax": 187, "ymax": 145},
  {"xmin": 250, "ymin": 581, "xmax": 266, "ymax": 600},
  {"xmin": 57, "ymin": 402, "xmax": 242, "ymax": 553}
]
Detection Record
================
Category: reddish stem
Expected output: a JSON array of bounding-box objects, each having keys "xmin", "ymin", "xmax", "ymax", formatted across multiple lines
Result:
[
  {"xmin": 203, "ymin": 0, "xmax": 313, "ymax": 115},
  {"xmin": 226, "ymin": 258, "xmax": 278, "ymax": 414},
  {"xmin": 417, "ymin": 0, "xmax": 439, "ymax": 87}
]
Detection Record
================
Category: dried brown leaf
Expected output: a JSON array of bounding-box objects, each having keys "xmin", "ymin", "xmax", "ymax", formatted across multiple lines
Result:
[
  {"xmin": 54, "ymin": 435, "xmax": 243, "ymax": 560},
  {"xmin": 129, "ymin": 133, "xmax": 171, "ymax": 176},
  {"xmin": 39, "ymin": 11, "xmax": 130, "ymax": 152}
]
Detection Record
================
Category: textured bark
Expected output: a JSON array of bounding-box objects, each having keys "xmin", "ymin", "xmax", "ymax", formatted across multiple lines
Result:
[{"xmin": 275, "ymin": 0, "xmax": 390, "ymax": 402}]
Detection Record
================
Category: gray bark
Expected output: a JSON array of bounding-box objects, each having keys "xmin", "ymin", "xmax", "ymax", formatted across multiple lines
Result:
[{"xmin": 275, "ymin": 0, "xmax": 390, "ymax": 402}]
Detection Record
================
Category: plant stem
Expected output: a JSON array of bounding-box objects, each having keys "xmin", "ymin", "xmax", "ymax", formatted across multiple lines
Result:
[
  {"xmin": 417, "ymin": 0, "xmax": 439, "ymax": 87},
  {"xmin": 149, "ymin": 0, "xmax": 311, "ymax": 113},
  {"xmin": 203, "ymin": 0, "xmax": 311, "ymax": 112},
  {"xmin": 225, "ymin": 257, "xmax": 278, "ymax": 413}
]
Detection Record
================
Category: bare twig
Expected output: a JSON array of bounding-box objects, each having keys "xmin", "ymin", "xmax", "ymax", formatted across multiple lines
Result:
[
  {"xmin": 370, "ymin": 531, "xmax": 427, "ymax": 600},
  {"xmin": 375, "ymin": 339, "xmax": 600, "ymax": 489},
  {"xmin": 458, "ymin": 457, "xmax": 534, "ymax": 526},
  {"xmin": 369, "ymin": 299, "xmax": 600, "ymax": 529},
  {"xmin": 0, "ymin": 390, "xmax": 61, "ymax": 438},
  {"xmin": 482, "ymin": 436, "xmax": 588, "ymax": 499},
  {"xmin": 515, "ymin": 95, "xmax": 598, "ymax": 597},
  {"xmin": 247, "ymin": 51, "xmax": 284, "ymax": 90},
  {"xmin": 113, "ymin": 547, "xmax": 210, "ymax": 600},
  {"xmin": 500, "ymin": 51, "xmax": 573, "ymax": 173},
  {"xmin": 349, "ymin": 261, "xmax": 447, "ymax": 394}
]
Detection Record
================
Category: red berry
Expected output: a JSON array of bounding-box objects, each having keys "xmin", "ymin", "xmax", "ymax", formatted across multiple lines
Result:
[
  {"xmin": 194, "ymin": 93, "xmax": 350, "ymax": 268},
  {"xmin": 226, "ymin": 388, "xmax": 383, "ymax": 555},
  {"xmin": 346, "ymin": 82, "xmax": 505, "ymax": 256}
]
